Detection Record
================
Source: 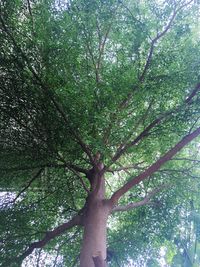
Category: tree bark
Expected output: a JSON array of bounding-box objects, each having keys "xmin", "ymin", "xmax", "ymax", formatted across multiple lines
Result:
[{"xmin": 80, "ymin": 168, "xmax": 110, "ymax": 267}]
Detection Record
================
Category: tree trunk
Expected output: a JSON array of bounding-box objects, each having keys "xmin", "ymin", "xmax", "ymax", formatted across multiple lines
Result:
[{"xmin": 80, "ymin": 168, "xmax": 111, "ymax": 267}]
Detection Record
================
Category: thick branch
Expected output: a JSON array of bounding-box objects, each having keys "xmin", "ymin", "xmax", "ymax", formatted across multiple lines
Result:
[
  {"xmin": 110, "ymin": 126, "xmax": 200, "ymax": 204},
  {"xmin": 111, "ymin": 186, "xmax": 166, "ymax": 213},
  {"xmin": 18, "ymin": 214, "xmax": 81, "ymax": 263}
]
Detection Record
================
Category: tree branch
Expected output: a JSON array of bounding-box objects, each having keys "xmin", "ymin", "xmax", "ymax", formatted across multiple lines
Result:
[
  {"xmin": 0, "ymin": 162, "xmax": 88, "ymax": 174},
  {"xmin": 109, "ymin": 82, "xmax": 200, "ymax": 165},
  {"xmin": 0, "ymin": 15, "xmax": 95, "ymax": 165},
  {"xmin": 171, "ymin": 157, "xmax": 200, "ymax": 163},
  {"xmin": 96, "ymin": 21, "xmax": 113, "ymax": 83},
  {"xmin": 140, "ymin": 0, "xmax": 194, "ymax": 82},
  {"xmin": 17, "ymin": 214, "xmax": 81, "ymax": 263},
  {"xmin": 111, "ymin": 185, "xmax": 167, "ymax": 213},
  {"xmin": 102, "ymin": 0, "xmax": 194, "ymax": 144},
  {"xmin": 107, "ymin": 162, "xmax": 144, "ymax": 173},
  {"xmin": 110, "ymin": 126, "xmax": 200, "ymax": 205},
  {"xmin": 12, "ymin": 169, "xmax": 43, "ymax": 204},
  {"xmin": 67, "ymin": 166, "xmax": 90, "ymax": 194}
]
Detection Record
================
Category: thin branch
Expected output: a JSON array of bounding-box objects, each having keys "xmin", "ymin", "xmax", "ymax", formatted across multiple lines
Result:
[
  {"xmin": 27, "ymin": 0, "xmax": 33, "ymax": 18},
  {"xmin": 102, "ymin": 0, "xmax": 194, "ymax": 143},
  {"xmin": 36, "ymin": 248, "xmax": 42, "ymax": 267},
  {"xmin": 96, "ymin": 23, "xmax": 112, "ymax": 83},
  {"xmin": 111, "ymin": 185, "xmax": 167, "ymax": 213},
  {"xmin": 12, "ymin": 169, "xmax": 43, "ymax": 204},
  {"xmin": 110, "ymin": 113, "xmax": 168, "ymax": 164},
  {"xmin": 26, "ymin": 0, "xmax": 35, "ymax": 34},
  {"xmin": 107, "ymin": 162, "xmax": 144, "ymax": 173},
  {"xmin": 188, "ymin": 115, "xmax": 200, "ymax": 134},
  {"xmin": 171, "ymin": 157, "xmax": 200, "ymax": 163},
  {"xmin": 71, "ymin": 254, "xmax": 80, "ymax": 267},
  {"xmin": 0, "ymin": 162, "xmax": 88, "ymax": 174},
  {"xmin": 140, "ymin": 0, "xmax": 194, "ymax": 82},
  {"xmin": 52, "ymin": 229, "xmax": 80, "ymax": 267},
  {"xmin": 0, "ymin": 15, "xmax": 95, "ymax": 165},
  {"xmin": 110, "ymin": 126, "xmax": 200, "ymax": 205},
  {"xmin": 67, "ymin": 166, "xmax": 90, "ymax": 194}
]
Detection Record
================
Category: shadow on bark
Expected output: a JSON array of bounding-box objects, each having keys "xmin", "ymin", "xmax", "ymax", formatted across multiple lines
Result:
[{"xmin": 93, "ymin": 252, "xmax": 107, "ymax": 267}]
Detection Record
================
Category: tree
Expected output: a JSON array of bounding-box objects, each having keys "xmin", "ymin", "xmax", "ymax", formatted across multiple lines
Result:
[{"xmin": 1, "ymin": 0, "xmax": 200, "ymax": 266}]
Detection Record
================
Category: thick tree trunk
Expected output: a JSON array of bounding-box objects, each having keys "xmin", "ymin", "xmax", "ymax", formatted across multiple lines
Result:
[
  {"xmin": 80, "ymin": 167, "xmax": 111, "ymax": 267},
  {"xmin": 80, "ymin": 198, "xmax": 109, "ymax": 267}
]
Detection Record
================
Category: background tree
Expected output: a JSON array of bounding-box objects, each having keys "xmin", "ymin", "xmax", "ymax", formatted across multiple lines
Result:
[{"xmin": 1, "ymin": 0, "xmax": 200, "ymax": 266}]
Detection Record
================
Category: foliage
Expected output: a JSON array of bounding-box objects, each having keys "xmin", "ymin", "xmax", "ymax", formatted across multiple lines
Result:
[{"xmin": 1, "ymin": 0, "xmax": 200, "ymax": 266}]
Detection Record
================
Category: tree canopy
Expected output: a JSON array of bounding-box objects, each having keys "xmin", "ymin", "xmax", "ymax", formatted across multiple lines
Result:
[{"xmin": 1, "ymin": 0, "xmax": 200, "ymax": 266}]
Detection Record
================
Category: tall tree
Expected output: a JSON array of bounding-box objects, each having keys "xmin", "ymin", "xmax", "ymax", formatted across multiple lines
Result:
[{"xmin": 1, "ymin": 0, "xmax": 200, "ymax": 266}]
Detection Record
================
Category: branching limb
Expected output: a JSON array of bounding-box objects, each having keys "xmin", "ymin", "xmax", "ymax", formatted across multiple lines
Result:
[
  {"xmin": 103, "ymin": 0, "xmax": 194, "ymax": 144},
  {"xmin": 65, "ymin": 163, "xmax": 89, "ymax": 174},
  {"xmin": 18, "ymin": 214, "xmax": 81, "ymax": 263},
  {"xmin": 119, "ymin": 0, "xmax": 194, "ymax": 109},
  {"xmin": 110, "ymin": 126, "xmax": 200, "ymax": 205},
  {"xmin": 0, "ymin": 15, "xmax": 95, "ymax": 165},
  {"xmin": 111, "ymin": 185, "xmax": 167, "ymax": 213},
  {"xmin": 140, "ymin": 0, "xmax": 194, "ymax": 82},
  {"xmin": 109, "ymin": 82, "xmax": 200, "ymax": 165},
  {"xmin": 56, "ymin": 153, "xmax": 89, "ymax": 174}
]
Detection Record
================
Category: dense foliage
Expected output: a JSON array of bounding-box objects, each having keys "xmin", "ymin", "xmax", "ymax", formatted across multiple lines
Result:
[{"xmin": 1, "ymin": 0, "xmax": 200, "ymax": 266}]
